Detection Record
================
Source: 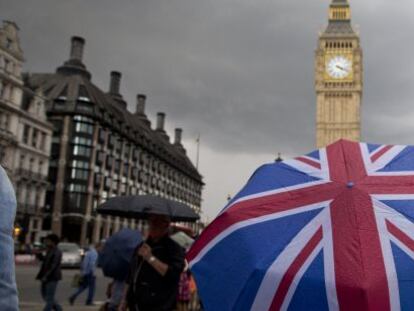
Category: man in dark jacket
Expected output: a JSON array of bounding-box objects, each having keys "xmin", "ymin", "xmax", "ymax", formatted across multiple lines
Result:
[
  {"xmin": 119, "ymin": 214, "xmax": 185, "ymax": 311},
  {"xmin": 36, "ymin": 234, "xmax": 62, "ymax": 311}
]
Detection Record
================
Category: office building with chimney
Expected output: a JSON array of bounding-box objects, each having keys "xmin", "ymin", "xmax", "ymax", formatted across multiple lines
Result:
[
  {"xmin": 26, "ymin": 36, "xmax": 204, "ymax": 245},
  {"xmin": 0, "ymin": 21, "xmax": 53, "ymax": 243}
]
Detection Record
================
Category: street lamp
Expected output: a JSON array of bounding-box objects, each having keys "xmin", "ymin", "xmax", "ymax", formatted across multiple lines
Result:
[{"xmin": 13, "ymin": 225, "xmax": 22, "ymax": 238}]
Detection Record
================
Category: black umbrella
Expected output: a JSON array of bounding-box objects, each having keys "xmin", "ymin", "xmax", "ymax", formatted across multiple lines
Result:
[{"xmin": 97, "ymin": 195, "xmax": 200, "ymax": 222}]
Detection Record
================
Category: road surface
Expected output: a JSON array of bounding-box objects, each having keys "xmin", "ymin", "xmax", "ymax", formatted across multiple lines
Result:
[{"xmin": 16, "ymin": 264, "xmax": 111, "ymax": 310}]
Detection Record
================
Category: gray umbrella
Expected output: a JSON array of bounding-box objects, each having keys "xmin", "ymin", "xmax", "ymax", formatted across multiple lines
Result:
[
  {"xmin": 170, "ymin": 231, "xmax": 195, "ymax": 249},
  {"xmin": 97, "ymin": 195, "xmax": 200, "ymax": 222}
]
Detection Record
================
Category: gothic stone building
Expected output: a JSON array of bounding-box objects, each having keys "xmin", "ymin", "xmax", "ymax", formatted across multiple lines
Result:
[
  {"xmin": 26, "ymin": 36, "xmax": 204, "ymax": 245},
  {"xmin": 0, "ymin": 21, "xmax": 53, "ymax": 243},
  {"xmin": 315, "ymin": 0, "xmax": 363, "ymax": 148}
]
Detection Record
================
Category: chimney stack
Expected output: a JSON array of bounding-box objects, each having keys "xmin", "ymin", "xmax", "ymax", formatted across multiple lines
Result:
[
  {"xmin": 136, "ymin": 94, "xmax": 146, "ymax": 114},
  {"xmin": 70, "ymin": 36, "xmax": 85, "ymax": 62},
  {"xmin": 156, "ymin": 112, "xmax": 165, "ymax": 131},
  {"xmin": 109, "ymin": 71, "xmax": 121, "ymax": 95},
  {"xmin": 174, "ymin": 128, "xmax": 182, "ymax": 145}
]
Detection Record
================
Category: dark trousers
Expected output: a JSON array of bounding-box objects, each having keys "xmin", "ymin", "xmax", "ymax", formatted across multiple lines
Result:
[
  {"xmin": 70, "ymin": 273, "xmax": 96, "ymax": 305},
  {"xmin": 41, "ymin": 281, "xmax": 62, "ymax": 311}
]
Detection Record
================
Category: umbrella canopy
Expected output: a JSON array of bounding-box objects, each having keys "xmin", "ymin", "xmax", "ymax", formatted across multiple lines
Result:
[
  {"xmin": 99, "ymin": 228, "xmax": 142, "ymax": 280},
  {"xmin": 171, "ymin": 224, "xmax": 195, "ymax": 237},
  {"xmin": 187, "ymin": 140, "xmax": 414, "ymax": 311},
  {"xmin": 171, "ymin": 231, "xmax": 195, "ymax": 250},
  {"xmin": 97, "ymin": 195, "xmax": 200, "ymax": 222}
]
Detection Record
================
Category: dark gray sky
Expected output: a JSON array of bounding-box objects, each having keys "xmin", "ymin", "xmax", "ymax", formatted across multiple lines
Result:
[{"xmin": 2, "ymin": 0, "xmax": 414, "ymax": 220}]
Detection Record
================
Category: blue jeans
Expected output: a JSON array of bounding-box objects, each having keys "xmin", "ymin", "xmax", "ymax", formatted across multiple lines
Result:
[
  {"xmin": 0, "ymin": 166, "xmax": 18, "ymax": 311},
  {"xmin": 108, "ymin": 280, "xmax": 125, "ymax": 311},
  {"xmin": 70, "ymin": 273, "xmax": 96, "ymax": 304},
  {"xmin": 41, "ymin": 281, "xmax": 62, "ymax": 311}
]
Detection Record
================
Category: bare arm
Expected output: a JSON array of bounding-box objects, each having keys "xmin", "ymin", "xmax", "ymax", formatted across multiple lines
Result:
[
  {"xmin": 146, "ymin": 256, "xmax": 169, "ymax": 276},
  {"xmin": 138, "ymin": 243, "xmax": 169, "ymax": 276}
]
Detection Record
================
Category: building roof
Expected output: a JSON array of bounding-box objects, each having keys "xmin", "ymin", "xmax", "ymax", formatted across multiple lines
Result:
[
  {"xmin": 25, "ymin": 40, "xmax": 203, "ymax": 184},
  {"xmin": 324, "ymin": 21, "xmax": 355, "ymax": 36}
]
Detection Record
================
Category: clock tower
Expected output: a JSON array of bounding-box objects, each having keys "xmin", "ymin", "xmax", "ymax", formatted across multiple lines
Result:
[{"xmin": 315, "ymin": 0, "xmax": 363, "ymax": 148}]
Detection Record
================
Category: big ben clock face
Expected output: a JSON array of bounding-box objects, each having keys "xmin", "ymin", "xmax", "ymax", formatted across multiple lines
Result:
[{"xmin": 326, "ymin": 55, "xmax": 352, "ymax": 79}]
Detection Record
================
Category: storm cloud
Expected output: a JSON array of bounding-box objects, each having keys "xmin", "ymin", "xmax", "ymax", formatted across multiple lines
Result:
[{"xmin": 2, "ymin": 0, "xmax": 414, "ymax": 219}]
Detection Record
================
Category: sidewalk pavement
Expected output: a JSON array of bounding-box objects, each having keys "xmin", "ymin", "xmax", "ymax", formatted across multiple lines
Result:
[{"xmin": 20, "ymin": 301, "xmax": 104, "ymax": 310}]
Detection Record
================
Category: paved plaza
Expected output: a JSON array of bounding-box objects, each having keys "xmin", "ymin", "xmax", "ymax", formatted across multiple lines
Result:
[{"xmin": 17, "ymin": 264, "xmax": 110, "ymax": 310}]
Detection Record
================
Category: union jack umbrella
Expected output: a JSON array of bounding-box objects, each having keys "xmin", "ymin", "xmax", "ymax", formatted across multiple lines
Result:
[{"xmin": 187, "ymin": 140, "xmax": 414, "ymax": 311}]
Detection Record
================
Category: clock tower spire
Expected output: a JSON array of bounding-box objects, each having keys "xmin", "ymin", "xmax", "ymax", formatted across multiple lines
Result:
[{"xmin": 315, "ymin": 0, "xmax": 363, "ymax": 148}]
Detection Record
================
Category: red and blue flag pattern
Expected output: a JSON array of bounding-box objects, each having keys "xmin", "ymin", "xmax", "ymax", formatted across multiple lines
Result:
[{"xmin": 187, "ymin": 140, "xmax": 414, "ymax": 311}]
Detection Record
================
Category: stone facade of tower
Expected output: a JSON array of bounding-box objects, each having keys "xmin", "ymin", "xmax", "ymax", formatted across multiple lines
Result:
[{"xmin": 315, "ymin": 0, "xmax": 363, "ymax": 148}]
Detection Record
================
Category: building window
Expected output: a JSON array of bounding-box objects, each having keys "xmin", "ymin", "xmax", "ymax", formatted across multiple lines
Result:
[
  {"xmin": 73, "ymin": 115, "xmax": 94, "ymax": 134},
  {"xmin": 132, "ymin": 148, "xmax": 139, "ymax": 161},
  {"xmin": 123, "ymin": 163, "xmax": 129, "ymax": 176},
  {"xmin": 4, "ymin": 59, "xmax": 11, "ymax": 73},
  {"xmin": 35, "ymin": 190, "xmax": 41, "ymax": 209},
  {"xmin": 108, "ymin": 135, "xmax": 116, "ymax": 149},
  {"xmin": 51, "ymin": 143, "xmax": 60, "ymax": 159},
  {"xmin": 29, "ymin": 157, "xmax": 35, "ymax": 171},
  {"xmin": 124, "ymin": 144, "xmax": 130, "ymax": 159},
  {"xmin": 70, "ymin": 160, "xmax": 90, "ymax": 181},
  {"xmin": 73, "ymin": 115, "xmax": 93, "ymax": 123},
  {"xmin": 72, "ymin": 134, "xmax": 93, "ymax": 158},
  {"xmin": 73, "ymin": 145, "xmax": 92, "ymax": 157},
  {"xmin": 76, "ymin": 101, "xmax": 93, "ymax": 113},
  {"xmin": 32, "ymin": 129, "xmax": 38, "ymax": 148},
  {"xmin": 70, "ymin": 168, "xmax": 89, "ymax": 180},
  {"xmin": 0, "ymin": 112, "xmax": 9, "ymax": 130},
  {"xmin": 67, "ymin": 183, "xmax": 87, "ymax": 192},
  {"xmin": 112, "ymin": 179, "xmax": 119, "ymax": 191},
  {"xmin": 66, "ymin": 192, "xmax": 88, "ymax": 210},
  {"xmin": 40, "ymin": 132, "xmax": 46, "ymax": 151},
  {"xmin": 19, "ymin": 154, "xmax": 25, "ymax": 170},
  {"xmin": 48, "ymin": 167, "xmax": 58, "ymax": 182},
  {"xmin": 75, "ymin": 122, "xmax": 93, "ymax": 134},
  {"xmin": 104, "ymin": 177, "xmax": 111, "ymax": 190},
  {"xmin": 26, "ymin": 185, "xmax": 31, "ymax": 205},
  {"xmin": 96, "ymin": 151, "xmax": 105, "ymax": 165},
  {"xmin": 94, "ymin": 173, "xmax": 102, "ymax": 187},
  {"xmin": 98, "ymin": 128, "xmax": 106, "ymax": 144},
  {"xmin": 115, "ymin": 139, "xmax": 122, "ymax": 154},
  {"xmin": 106, "ymin": 156, "xmax": 114, "ymax": 169},
  {"xmin": 114, "ymin": 160, "xmax": 121, "ymax": 174},
  {"xmin": 120, "ymin": 183, "xmax": 127, "ymax": 195},
  {"xmin": 72, "ymin": 136, "xmax": 92, "ymax": 146},
  {"xmin": 71, "ymin": 159, "xmax": 90, "ymax": 169},
  {"xmin": 23, "ymin": 125, "xmax": 30, "ymax": 144},
  {"xmin": 131, "ymin": 167, "xmax": 138, "ymax": 180}
]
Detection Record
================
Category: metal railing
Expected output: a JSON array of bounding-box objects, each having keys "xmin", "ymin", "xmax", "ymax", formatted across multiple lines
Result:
[
  {"xmin": 15, "ymin": 168, "xmax": 48, "ymax": 183},
  {"xmin": 17, "ymin": 203, "xmax": 38, "ymax": 215}
]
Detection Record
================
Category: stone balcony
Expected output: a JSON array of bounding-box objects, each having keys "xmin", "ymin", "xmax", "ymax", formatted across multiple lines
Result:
[{"xmin": 16, "ymin": 168, "xmax": 48, "ymax": 184}]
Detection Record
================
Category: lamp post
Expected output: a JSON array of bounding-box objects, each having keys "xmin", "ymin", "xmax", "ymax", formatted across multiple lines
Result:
[{"xmin": 13, "ymin": 225, "xmax": 22, "ymax": 239}]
